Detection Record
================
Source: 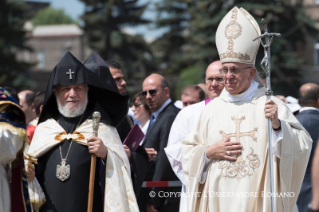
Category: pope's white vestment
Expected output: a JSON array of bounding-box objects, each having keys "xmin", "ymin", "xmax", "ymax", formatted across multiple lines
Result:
[
  {"xmin": 181, "ymin": 85, "xmax": 312, "ymax": 212},
  {"xmin": 165, "ymin": 100, "xmax": 206, "ymax": 212}
]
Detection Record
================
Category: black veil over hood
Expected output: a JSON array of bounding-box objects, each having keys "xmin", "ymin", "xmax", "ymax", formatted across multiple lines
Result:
[
  {"xmin": 39, "ymin": 51, "xmax": 129, "ymax": 126},
  {"xmin": 83, "ymin": 52, "xmax": 117, "ymax": 87}
]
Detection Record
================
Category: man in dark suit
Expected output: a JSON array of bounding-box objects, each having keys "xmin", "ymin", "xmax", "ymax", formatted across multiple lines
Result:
[
  {"xmin": 296, "ymin": 83, "xmax": 319, "ymax": 212},
  {"xmin": 138, "ymin": 74, "xmax": 180, "ymax": 212}
]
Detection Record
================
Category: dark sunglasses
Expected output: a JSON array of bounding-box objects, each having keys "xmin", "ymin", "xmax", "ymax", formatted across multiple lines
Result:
[{"xmin": 141, "ymin": 89, "xmax": 159, "ymax": 97}]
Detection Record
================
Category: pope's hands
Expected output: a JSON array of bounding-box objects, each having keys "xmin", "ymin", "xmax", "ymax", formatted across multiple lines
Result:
[
  {"xmin": 205, "ymin": 138, "xmax": 242, "ymax": 160},
  {"xmin": 145, "ymin": 148, "xmax": 157, "ymax": 161},
  {"xmin": 87, "ymin": 136, "xmax": 107, "ymax": 160},
  {"xmin": 264, "ymin": 99, "xmax": 281, "ymax": 129},
  {"xmin": 123, "ymin": 145, "xmax": 132, "ymax": 163}
]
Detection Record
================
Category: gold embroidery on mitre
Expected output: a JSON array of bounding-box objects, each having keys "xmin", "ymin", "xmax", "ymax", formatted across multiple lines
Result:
[
  {"xmin": 220, "ymin": 8, "xmax": 251, "ymax": 61},
  {"xmin": 218, "ymin": 116, "xmax": 259, "ymax": 180},
  {"xmin": 54, "ymin": 131, "xmax": 85, "ymax": 142}
]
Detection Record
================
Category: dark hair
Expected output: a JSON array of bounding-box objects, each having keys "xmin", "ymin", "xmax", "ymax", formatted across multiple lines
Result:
[
  {"xmin": 105, "ymin": 60, "xmax": 121, "ymax": 70},
  {"xmin": 181, "ymin": 85, "xmax": 205, "ymax": 101},
  {"xmin": 258, "ymin": 72, "xmax": 266, "ymax": 79},
  {"xmin": 3, "ymin": 86, "xmax": 19, "ymax": 102},
  {"xmin": 299, "ymin": 86, "xmax": 319, "ymax": 107},
  {"xmin": 25, "ymin": 92, "xmax": 36, "ymax": 106},
  {"xmin": 34, "ymin": 91, "xmax": 45, "ymax": 116},
  {"xmin": 132, "ymin": 92, "xmax": 151, "ymax": 116}
]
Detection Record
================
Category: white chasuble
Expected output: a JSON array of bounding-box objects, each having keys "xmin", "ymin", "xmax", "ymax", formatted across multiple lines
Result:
[
  {"xmin": 181, "ymin": 87, "xmax": 312, "ymax": 212},
  {"xmin": 28, "ymin": 118, "xmax": 139, "ymax": 212}
]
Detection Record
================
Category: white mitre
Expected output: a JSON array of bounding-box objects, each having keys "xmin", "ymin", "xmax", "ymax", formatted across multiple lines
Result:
[{"xmin": 216, "ymin": 7, "xmax": 261, "ymax": 65}]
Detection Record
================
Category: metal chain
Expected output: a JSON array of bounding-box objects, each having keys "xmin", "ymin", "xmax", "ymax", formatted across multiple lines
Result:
[{"xmin": 58, "ymin": 112, "xmax": 85, "ymax": 161}]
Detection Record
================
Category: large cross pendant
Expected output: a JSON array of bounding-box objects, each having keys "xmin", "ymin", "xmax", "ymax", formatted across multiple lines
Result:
[
  {"xmin": 66, "ymin": 69, "xmax": 75, "ymax": 79},
  {"xmin": 56, "ymin": 159, "xmax": 70, "ymax": 181}
]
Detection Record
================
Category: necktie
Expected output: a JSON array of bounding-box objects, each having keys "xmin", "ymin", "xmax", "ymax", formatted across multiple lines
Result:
[{"xmin": 147, "ymin": 114, "xmax": 155, "ymax": 133}]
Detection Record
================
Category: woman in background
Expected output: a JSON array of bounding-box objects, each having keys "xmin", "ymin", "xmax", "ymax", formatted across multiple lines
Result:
[{"xmin": 131, "ymin": 92, "xmax": 151, "ymax": 136}]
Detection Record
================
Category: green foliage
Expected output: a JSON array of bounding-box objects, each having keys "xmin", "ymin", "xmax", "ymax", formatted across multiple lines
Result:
[
  {"xmin": 175, "ymin": 64, "xmax": 205, "ymax": 98},
  {"xmin": 153, "ymin": 0, "xmax": 319, "ymax": 97},
  {"xmin": 234, "ymin": 1, "xmax": 318, "ymax": 96},
  {"xmin": 0, "ymin": 0, "xmax": 34, "ymax": 90},
  {"xmin": 80, "ymin": 0, "xmax": 154, "ymax": 95},
  {"xmin": 32, "ymin": 7, "xmax": 77, "ymax": 26}
]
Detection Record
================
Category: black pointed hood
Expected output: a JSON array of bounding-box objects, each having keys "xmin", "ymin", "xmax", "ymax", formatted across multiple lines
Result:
[
  {"xmin": 39, "ymin": 51, "xmax": 129, "ymax": 126},
  {"xmin": 83, "ymin": 52, "xmax": 117, "ymax": 87}
]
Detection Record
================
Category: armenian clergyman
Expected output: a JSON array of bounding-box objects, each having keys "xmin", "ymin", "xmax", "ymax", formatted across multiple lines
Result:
[
  {"xmin": 27, "ymin": 52, "xmax": 139, "ymax": 211},
  {"xmin": 181, "ymin": 7, "xmax": 312, "ymax": 212}
]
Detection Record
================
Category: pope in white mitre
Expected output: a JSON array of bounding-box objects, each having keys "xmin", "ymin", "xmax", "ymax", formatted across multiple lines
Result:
[{"xmin": 181, "ymin": 7, "xmax": 312, "ymax": 212}]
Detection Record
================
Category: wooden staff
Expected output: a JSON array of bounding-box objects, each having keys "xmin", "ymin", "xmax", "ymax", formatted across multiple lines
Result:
[{"xmin": 87, "ymin": 111, "xmax": 101, "ymax": 212}]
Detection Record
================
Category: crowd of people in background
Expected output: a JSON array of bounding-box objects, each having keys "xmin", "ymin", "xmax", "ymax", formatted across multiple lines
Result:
[
  {"xmin": 2, "ymin": 56, "xmax": 319, "ymax": 212},
  {"xmin": 1, "ymin": 7, "xmax": 319, "ymax": 212}
]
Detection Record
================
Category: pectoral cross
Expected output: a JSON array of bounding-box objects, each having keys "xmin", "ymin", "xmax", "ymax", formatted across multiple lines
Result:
[
  {"xmin": 219, "ymin": 116, "xmax": 258, "ymax": 161},
  {"xmin": 66, "ymin": 69, "xmax": 74, "ymax": 79}
]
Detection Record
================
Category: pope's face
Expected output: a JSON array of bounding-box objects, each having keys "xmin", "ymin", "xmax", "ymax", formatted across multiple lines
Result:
[
  {"xmin": 221, "ymin": 62, "xmax": 256, "ymax": 95},
  {"xmin": 54, "ymin": 84, "xmax": 88, "ymax": 117}
]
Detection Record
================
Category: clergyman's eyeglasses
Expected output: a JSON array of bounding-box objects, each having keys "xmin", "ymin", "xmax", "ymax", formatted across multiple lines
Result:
[
  {"xmin": 219, "ymin": 66, "xmax": 253, "ymax": 75},
  {"xmin": 205, "ymin": 77, "xmax": 224, "ymax": 84}
]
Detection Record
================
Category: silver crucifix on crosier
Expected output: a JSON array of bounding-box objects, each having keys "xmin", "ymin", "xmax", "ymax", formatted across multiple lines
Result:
[{"xmin": 253, "ymin": 19, "xmax": 280, "ymax": 212}]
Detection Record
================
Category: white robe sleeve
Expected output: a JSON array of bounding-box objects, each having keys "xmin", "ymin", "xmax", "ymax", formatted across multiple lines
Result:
[
  {"xmin": 272, "ymin": 128, "xmax": 283, "ymax": 158},
  {"xmin": 0, "ymin": 126, "xmax": 24, "ymax": 164},
  {"xmin": 0, "ymin": 124, "xmax": 24, "ymax": 212},
  {"xmin": 165, "ymin": 111, "xmax": 188, "ymax": 185}
]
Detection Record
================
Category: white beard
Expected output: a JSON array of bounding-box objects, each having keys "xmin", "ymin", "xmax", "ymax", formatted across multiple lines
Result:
[{"xmin": 56, "ymin": 94, "xmax": 88, "ymax": 118}]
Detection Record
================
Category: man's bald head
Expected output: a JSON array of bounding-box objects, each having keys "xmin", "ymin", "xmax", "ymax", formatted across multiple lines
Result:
[
  {"xmin": 299, "ymin": 83, "xmax": 319, "ymax": 108},
  {"xmin": 142, "ymin": 74, "xmax": 170, "ymax": 112},
  {"xmin": 18, "ymin": 90, "xmax": 36, "ymax": 124},
  {"xmin": 205, "ymin": 61, "xmax": 225, "ymax": 98}
]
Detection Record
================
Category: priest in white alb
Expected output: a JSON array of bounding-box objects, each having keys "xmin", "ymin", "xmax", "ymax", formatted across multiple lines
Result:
[{"xmin": 181, "ymin": 7, "xmax": 312, "ymax": 212}]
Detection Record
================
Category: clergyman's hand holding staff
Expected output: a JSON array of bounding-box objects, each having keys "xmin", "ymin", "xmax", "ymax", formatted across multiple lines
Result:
[
  {"xmin": 87, "ymin": 111, "xmax": 101, "ymax": 212},
  {"xmin": 254, "ymin": 19, "xmax": 280, "ymax": 212}
]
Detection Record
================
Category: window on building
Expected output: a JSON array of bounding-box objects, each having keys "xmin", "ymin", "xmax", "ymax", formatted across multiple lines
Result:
[
  {"xmin": 314, "ymin": 43, "xmax": 319, "ymax": 66},
  {"xmin": 37, "ymin": 50, "xmax": 45, "ymax": 68}
]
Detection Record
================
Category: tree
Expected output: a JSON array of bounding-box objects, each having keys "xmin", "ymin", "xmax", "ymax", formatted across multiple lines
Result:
[
  {"xmin": 80, "ymin": 0, "xmax": 153, "ymax": 95},
  {"xmin": 32, "ymin": 7, "xmax": 77, "ymax": 26},
  {"xmin": 151, "ymin": 0, "xmax": 191, "ymax": 98},
  {"xmin": 234, "ymin": 0, "xmax": 318, "ymax": 96},
  {"xmin": 153, "ymin": 0, "xmax": 319, "ymax": 97},
  {"xmin": 0, "ymin": 0, "xmax": 34, "ymax": 90}
]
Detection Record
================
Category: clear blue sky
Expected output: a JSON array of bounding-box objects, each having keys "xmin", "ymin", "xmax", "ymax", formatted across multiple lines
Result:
[{"xmin": 27, "ymin": 0, "xmax": 166, "ymax": 41}]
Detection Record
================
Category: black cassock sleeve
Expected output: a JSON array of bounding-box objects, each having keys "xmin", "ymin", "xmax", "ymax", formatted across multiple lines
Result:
[{"xmin": 116, "ymin": 116, "xmax": 148, "ymax": 197}]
